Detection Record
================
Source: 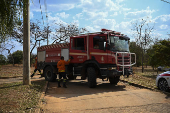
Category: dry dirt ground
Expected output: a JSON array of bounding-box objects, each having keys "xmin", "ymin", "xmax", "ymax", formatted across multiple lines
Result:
[
  {"xmin": 1, "ymin": 65, "xmax": 170, "ymax": 113},
  {"xmin": 0, "ymin": 64, "xmax": 43, "ymax": 84},
  {"xmin": 41, "ymin": 77, "xmax": 170, "ymax": 113}
]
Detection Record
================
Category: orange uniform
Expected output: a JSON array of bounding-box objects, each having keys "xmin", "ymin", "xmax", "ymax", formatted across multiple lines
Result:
[{"xmin": 57, "ymin": 59, "xmax": 70, "ymax": 72}]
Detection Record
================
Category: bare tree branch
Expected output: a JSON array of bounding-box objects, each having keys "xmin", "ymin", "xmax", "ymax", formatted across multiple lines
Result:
[
  {"xmin": 131, "ymin": 18, "xmax": 155, "ymax": 73},
  {"xmin": 53, "ymin": 23, "xmax": 88, "ymax": 44}
]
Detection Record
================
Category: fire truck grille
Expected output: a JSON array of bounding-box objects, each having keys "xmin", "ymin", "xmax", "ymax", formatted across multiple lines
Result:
[
  {"xmin": 118, "ymin": 66, "xmax": 129, "ymax": 71},
  {"xmin": 117, "ymin": 57, "xmax": 130, "ymax": 65}
]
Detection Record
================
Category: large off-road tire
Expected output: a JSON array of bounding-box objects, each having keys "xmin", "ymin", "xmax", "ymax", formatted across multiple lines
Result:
[
  {"xmin": 44, "ymin": 66, "xmax": 56, "ymax": 82},
  {"xmin": 109, "ymin": 76, "xmax": 120, "ymax": 85},
  {"xmin": 87, "ymin": 67, "xmax": 96, "ymax": 88}
]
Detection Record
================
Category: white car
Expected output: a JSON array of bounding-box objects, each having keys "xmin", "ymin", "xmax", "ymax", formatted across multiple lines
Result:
[
  {"xmin": 157, "ymin": 66, "xmax": 170, "ymax": 71},
  {"xmin": 156, "ymin": 71, "xmax": 170, "ymax": 92}
]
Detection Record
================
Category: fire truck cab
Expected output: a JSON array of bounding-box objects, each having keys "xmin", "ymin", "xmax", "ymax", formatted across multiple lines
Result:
[{"xmin": 37, "ymin": 29, "xmax": 136, "ymax": 88}]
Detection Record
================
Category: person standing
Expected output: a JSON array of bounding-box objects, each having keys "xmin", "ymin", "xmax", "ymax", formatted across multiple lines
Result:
[
  {"xmin": 31, "ymin": 56, "xmax": 42, "ymax": 78},
  {"xmin": 57, "ymin": 56, "xmax": 71, "ymax": 88}
]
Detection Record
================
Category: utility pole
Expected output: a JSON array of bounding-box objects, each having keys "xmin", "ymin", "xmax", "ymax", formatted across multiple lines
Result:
[
  {"xmin": 47, "ymin": 27, "xmax": 49, "ymax": 45},
  {"xmin": 23, "ymin": 0, "xmax": 31, "ymax": 85}
]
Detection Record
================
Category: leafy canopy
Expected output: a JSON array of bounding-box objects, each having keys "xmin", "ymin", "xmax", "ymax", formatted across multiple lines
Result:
[{"xmin": 151, "ymin": 40, "xmax": 170, "ymax": 67}]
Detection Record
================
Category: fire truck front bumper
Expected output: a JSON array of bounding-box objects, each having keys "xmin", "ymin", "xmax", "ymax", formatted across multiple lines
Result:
[
  {"xmin": 104, "ymin": 69, "xmax": 133, "ymax": 77},
  {"xmin": 106, "ymin": 69, "xmax": 121, "ymax": 77}
]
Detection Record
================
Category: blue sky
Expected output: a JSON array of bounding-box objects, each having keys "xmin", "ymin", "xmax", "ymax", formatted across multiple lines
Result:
[{"xmin": 5, "ymin": 0, "xmax": 170, "ymax": 55}]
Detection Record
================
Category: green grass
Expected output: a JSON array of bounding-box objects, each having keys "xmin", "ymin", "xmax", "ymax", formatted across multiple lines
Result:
[{"xmin": 0, "ymin": 80, "xmax": 46, "ymax": 113}]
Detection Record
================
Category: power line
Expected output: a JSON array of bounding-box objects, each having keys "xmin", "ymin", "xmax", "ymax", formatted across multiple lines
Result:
[{"xmin": 161, "ymin": 0, "xmax": 170, "ymax": 4}]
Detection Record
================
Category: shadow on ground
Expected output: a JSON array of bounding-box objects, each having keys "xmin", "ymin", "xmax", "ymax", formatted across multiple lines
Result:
[{"xmin": 45, "ymin": 79, "xmax": 127, "ymax": 99}]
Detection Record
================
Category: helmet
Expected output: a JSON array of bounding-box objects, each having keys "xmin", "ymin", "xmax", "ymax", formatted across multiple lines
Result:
[{"xmin": 61, "ymin": 56, "xmax": 64, "ymax": 60}]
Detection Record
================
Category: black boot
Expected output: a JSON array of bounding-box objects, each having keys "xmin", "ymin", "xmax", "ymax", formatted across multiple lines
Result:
[
  {"xmin": 58, "ymin": 81, "xmax": 61, "ymax": 88},
  {"xmin": 31, "ymin": 74, "xmax": 34, "ymax": 78},
  {"xmin": 63, "ymin": 82, "xmax": 67, "ymax": 88}
]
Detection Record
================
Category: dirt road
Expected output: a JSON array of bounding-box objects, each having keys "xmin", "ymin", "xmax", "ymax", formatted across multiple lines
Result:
[{"xmin": 42, "ymin": 77, "xmax": 170, "ymax": 113}]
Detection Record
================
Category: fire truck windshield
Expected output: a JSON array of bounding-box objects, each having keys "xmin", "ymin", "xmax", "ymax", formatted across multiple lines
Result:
[{"xmin": 110, "ymin": 36, "xmax": 129, "ymax": 52}]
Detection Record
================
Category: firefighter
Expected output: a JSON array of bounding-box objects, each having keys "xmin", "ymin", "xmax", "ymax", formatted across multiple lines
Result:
[
  {"xmin": 57, "ymin": 56, "xmax": 71, "ymax": 88},
  {"xmin": 31, "ymin": 56, "xmax": 42, "ymax": 78}
]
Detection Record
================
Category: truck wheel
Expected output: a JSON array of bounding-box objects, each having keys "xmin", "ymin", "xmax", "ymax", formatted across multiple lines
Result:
[
  {"xmin": 87, "ymin": 67, "xmax": 96, "ymax": 88},
  {"xmin": 44, "ymin": 66, "xmax": 56, "ymax": 82},
  {"xmin": 109, "ymin": 76, "xmax": 120, "ymax": 85}
]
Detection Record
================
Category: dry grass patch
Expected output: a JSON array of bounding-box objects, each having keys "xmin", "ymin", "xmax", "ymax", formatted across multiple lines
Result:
[
  {"xmin": 0, "ymin": 64, "xmax": 34, "ymax": 78},
  {"xmin": 0, "ymin": 80, "xmax": 46, "ymax": 113},
  {"xmin": 120, "ymin": 66, "xmax": 163, "ymax": 89}
]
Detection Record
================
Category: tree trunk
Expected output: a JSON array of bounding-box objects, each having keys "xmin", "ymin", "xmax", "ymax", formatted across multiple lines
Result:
[
  {"xmin": 142, "ymin": 49, "xmax": 144, "ymax": 73},
  {"xmin": 10, "ymin": 54, "xmax": 14, "ymax": 66}
]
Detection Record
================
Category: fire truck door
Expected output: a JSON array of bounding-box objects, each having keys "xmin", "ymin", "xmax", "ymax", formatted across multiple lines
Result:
[
  {"xmin": 90, "ymin": 35, "xmax": 108, "ymax": 64},
  {"xmin": 69, "ymin": 37, "xmax": 87, "ymax": 63}
]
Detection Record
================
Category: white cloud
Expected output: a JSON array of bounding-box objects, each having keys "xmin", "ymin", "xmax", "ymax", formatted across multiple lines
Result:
[
  {"xmin": 92, "ymin": 19, "xmax": 116, "ymax": 30},
  {"xmin": 72, "ymin": 20, "xmax": 80, "ymax": 26},
  {"xmin": 85, "ymin": 26, "xmax": 97, "ymax": 32},
  {"xmin": 48, "ymin": 4, "xmax": 75, "ymax": 11},
  {"xmin": 93, "ymin": 19, "xmax": 116, "ymax": 26},
  {"xmin": 77, "ymin": 0, "xmax": 122, "ymax": 12},
  {"xmin": 56, "ymin": 12, "xmax": 69, "ymax": 19},
  {"xmin": 123, "ymin": 8, "xmax": 131, "ymax": 11},
  {"xmin": 48, "ymin": 13, "xmax": 67, "ymax": 25},
  {"xmin": 31, "ymin": 3, "xmax": 75, "ymax": 12},
  {"xmin": 151, "ymin": 14, "xmax": 170, "ymax": 31},
  {"xmin": 110, "ymin": 12, "xmax": 118, "ymax": 17},
  {"xmin": 154, "ymin": 14, "xmax": 170, "ymax": 22},
  {"xmin": 116, "ymin": 0, "xmax": 124, "ymax": 3},
  {"xmin": 125, "ymin": 7, "xmax": 156, "ymax": 19},
  {"xmin": 160, "ymin": 25, "xmax": 168, "ymax": 29},
  {"xmin": 85, "ymin": 11, "xmax": 108, "ymax": 19},
  {"xmin": 119, "ymin": 22, "xmax": 132, "ymax": 30},
  {"xmin": 73, "ymin": 13, "xmax": 83, "ymax": 19}
]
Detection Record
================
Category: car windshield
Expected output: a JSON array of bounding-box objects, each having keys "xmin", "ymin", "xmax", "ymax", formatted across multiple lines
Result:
[{"xmin": 110, "ymin": 36, "xmax": 129, "ymax": 52}]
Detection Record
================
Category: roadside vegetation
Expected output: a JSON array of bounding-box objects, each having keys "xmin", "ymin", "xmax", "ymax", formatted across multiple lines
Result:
[
  {"xmin": 0, "ymin": 81, "xmax": 46, "ymax": 113},
  {"xmin": 0, "ymin": 64, "xmax": 23, "ymax": 78},
  {"xmin": 0, "ymin": 64, "xmax": 46, "ymax": 112},
  {"xmin": 120, "ymin": 66, "xmax": 163, "ymax": 90}
]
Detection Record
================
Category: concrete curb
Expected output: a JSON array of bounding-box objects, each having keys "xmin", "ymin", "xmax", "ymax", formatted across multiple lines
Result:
[
  {"xmin": 35, "ymin": 81, "xmax": 49, "ymax": 113},
  {"xmin": 120, "ymin": 79, "xmax": 170, "ymax": 95}
]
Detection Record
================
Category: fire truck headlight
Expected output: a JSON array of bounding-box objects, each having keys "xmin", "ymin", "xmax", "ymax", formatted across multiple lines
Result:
[
  {"xmin": 108, "ymin": 67, "xmax": 116, "ymax": 70},
  {"xmin": 112, "ymin": 67, "xmax": 117, "ymax": 70}
]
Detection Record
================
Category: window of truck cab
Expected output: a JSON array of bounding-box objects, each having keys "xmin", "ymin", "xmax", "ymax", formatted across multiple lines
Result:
[
  {"xmin": 71, "ymin": 37, "xmax": 85, "ymax": 50},
  {"xmin": 93, "ymin": 36, "xmax": 106, "ymax": 49}
]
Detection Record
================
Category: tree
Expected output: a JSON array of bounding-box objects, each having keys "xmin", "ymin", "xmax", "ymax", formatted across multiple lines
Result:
[
  {"xmin": 42, "ymin": 26, "xmax": 51, "ymax": 45},
  {"xmin": 132, "ymin": 18, "xmax": 154, "ymax": 72},
  {"xmin": 6, "ymin": 45, "xmax": 15, "ymax": 66},
  {"xmin": 129, "ymin": 42, "xmax": 142, "ymax": 67},
  {"xmin": 147, "ymin": 46, "xmax": 157, "ymax": 70},
  {"xmin": 30, "ymin": 53, "xmax": 36, "ymax": 66},
  {"xmin": 0, "ymin": 54, "xmax": 6, "ymax": 65},
  {"xmin": 11, "ymin": 21, "xmax": 49, "ymax": 55},
  {"xmin": 0, "ymin": 0, "xmax": 23, "ymax": 42},
  {"xmin": 151, "ymin": 40, "xmax": 170, "ymax": 67},
  {"xmin": 52, "ymin": 23, "xmax": 88, "ymax": 44},
  {"xmin": 0, "ymin": 42, "xmax": 15, "ymax": 66},
  {"xmin": 8, "ymin": 50, "xmax": 23, "ymax": 64}
]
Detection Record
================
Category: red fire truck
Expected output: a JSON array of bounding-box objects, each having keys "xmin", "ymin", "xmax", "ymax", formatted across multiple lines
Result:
[{"xmin": 37, "ymin": 29, "xmax": 136, "ymax": 88}]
